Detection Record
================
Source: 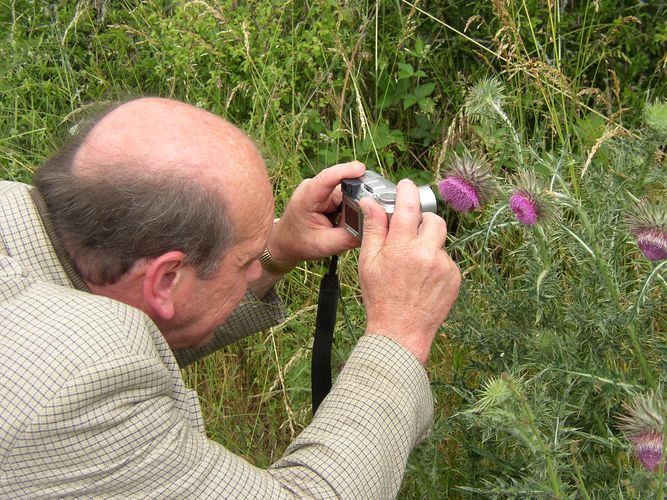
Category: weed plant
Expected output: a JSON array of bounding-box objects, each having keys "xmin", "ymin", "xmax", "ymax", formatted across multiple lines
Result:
[{"xmin": 1, "ymin": 0, "xmax": 665, "ymax": 497}]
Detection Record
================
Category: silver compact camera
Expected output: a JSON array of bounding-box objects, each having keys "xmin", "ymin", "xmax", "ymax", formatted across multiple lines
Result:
[{"xmin": 341, "ymin": 170, "xmax": 437, "ymax": 239}]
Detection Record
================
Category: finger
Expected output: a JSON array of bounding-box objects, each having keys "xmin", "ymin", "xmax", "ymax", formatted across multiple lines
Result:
[
  {"xmin": 359, "ymin": 198, "xmax": 388, "ymax": 258},
  {"xmin": 319, "ymin": 184, "xmax": 343, "ymax": 215},
  {"xmin": 316, "ymin": 227, "xmax": 361, "ymax": 255},
  {"xmin": 417, "ymin": 212, "xmax": 448, "ymax": 248},
  {"xmin": 307, "ymin": 161, "xmax": 366, "ymax": 206},
  {"xmin": 329, "ymin": 185, "xmax": 343, "ymax": 208},
  {"xmin": 386, "ymin": 179, "xmax": 421, "ymax": 241}
]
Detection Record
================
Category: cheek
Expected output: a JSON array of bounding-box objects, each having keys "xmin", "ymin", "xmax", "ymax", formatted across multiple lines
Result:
[
  {"xmin": 204, "ymin": 264, "xmax": 254, "ymax": 326},
  {"xmin": 209, "ymin": 285, "xmax": 247, "ymax": 329},
  {"xmin": 220, "ymin": 272, "xmax": 251, "ymax": 311}
]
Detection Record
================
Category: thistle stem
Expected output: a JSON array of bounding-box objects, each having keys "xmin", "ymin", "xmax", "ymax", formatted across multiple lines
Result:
[
  {"xmin": 573, "ymin": 459, "xmax": 591, "ymax": 500},
  {"xmin": 626, "ymin": 323, "xmax": 656, "ymax": 390},
  {"xmin": 573, "ymin": 205, "xmax": 656, "ymax": 389},
  {"xmin": 491, "ymin": 101, "xmax": 524, "ymax": 165},
  {"xmin": 657, "ymin": 403, "xmax": 666, "ymax": 499},
  {"xmin": 513, "ymin": 384, "xmax": 564, "ymax": 497},
  {"xmin": 534, "ymin": 225, "xmax": 551, "ymax": 271}
]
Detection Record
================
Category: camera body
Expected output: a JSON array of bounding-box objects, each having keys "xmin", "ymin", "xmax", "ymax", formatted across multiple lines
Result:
[{"xmin": 341, "ymin": 170, "xmax": 437, "ymax": 239}]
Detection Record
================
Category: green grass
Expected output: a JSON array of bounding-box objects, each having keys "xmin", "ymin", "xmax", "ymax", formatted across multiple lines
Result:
[{"xmin": 1, "ymin": 0, "xmax": 666, "ymax": 497}]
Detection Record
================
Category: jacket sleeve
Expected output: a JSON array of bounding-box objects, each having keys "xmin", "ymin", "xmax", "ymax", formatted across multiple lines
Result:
[
  {"xmin": 269, "ymin": 335, "xmax": 434, "ymax": 498},
  {"xmin": 174, "ymin": 288, "xmax": 286, "ymax": 368},
  {"xmin": 2, "ymin": 336, "xmax": 432, "ymax": 499}
]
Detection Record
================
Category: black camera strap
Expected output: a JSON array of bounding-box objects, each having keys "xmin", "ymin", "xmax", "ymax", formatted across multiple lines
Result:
[{"xmin": 311, "ymin": 255, "xmax": 339, "ymax": 415}]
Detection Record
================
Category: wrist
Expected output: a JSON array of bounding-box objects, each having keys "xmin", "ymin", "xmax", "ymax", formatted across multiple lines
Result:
[
  {"xmin": 260, "ymin": 218, "xmax": 299, "ymax": 275},
  {"xmin": 364, "ymin": 324, "xmax": 433, "ymax": 366},
  {"xmin": 259, "ymin": 246, "xmax": 296, "ymax": 275}
]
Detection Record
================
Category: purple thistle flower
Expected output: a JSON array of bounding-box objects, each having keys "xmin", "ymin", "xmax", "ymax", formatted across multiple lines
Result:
[
  {"xmin": 438, "ymin": 154, "xmax": 495, "ymax": 213},
  {"xmin": 632, "ymin": 432, "xmax": 665, "ymax": 472},
  {"xmin": 508, "ymin": 172, "xmax": 558, "ymax": 226},
  {"xmin": 617, "ymin": 391, "xmax": 665, "ymax": 473},
  {"xmin": 509, "ymin": 192, "xmax": 539, "ymax": 225},
  {"xmin": 626, "ymin": 200, "xmax": 667, "ymax": 262},
  {"xmin": 438, "ymin": 177, "xmax": 480, "ymax": 212},
  {"xmin": 635, "ymin": 228, "xmax": 667, "ymax": 262}
]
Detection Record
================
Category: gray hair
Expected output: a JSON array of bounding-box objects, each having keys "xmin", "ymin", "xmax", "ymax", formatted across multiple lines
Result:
[{"xmin": 33, "ymin": 103, "xmax": 234, "ymax": 285}]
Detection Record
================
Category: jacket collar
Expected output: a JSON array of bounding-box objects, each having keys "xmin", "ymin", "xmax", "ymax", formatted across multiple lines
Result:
[{"xmin": 29, "ymin": 187, "xmax": 90, "ymax": 293}]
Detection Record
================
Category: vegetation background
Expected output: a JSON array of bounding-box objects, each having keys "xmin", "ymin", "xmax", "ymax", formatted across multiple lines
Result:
[{"xmin": 1, "ymin": 0, "xmax": 665, "ymax": 497}]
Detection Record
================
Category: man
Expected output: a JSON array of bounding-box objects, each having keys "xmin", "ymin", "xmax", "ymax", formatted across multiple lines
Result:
[{"xmin": 0, "ymin": 98, "xmax": 460, "ymax": 498}]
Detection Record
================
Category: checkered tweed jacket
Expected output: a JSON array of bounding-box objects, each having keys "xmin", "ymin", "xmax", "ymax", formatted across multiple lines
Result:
[{"xmin": 0, "ymin": 180, "xmax": 433, "ymax": 499}]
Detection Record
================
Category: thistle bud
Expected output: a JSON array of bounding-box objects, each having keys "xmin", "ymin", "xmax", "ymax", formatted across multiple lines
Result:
[
  {"xmin": 633, "ymin": 432, "xmax": 665, "ymax": 472},
  {"xmin": 644, "ymin": 100, "xmax": 667, "ymax": 141}
]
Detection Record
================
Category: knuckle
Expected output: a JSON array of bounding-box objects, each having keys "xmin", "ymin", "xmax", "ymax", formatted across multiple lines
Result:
[
  {"xmin": 427, "ymin": 250, "xmax": 460, "ymax": 281},
  {"xmin": 422, "ymin": 212, "xmax": 443, "ymax": 225},
  {"xmin": 422, "ymin": 213, "xmax": 448, "ymax": 237},
  {"xmin": 413, "ymin": 247, "xmax": 439, "ymax": 271},
  {"xmin": 448, "ymin": 260, "xmax": 462, "ymax": 287},
  {"xmin": 452, "ymin": 264, "xmax": 462, "ymax": 282},
  {"xmin": 402, "ymin": 199, "xmax": 420, "ymax": 212}
]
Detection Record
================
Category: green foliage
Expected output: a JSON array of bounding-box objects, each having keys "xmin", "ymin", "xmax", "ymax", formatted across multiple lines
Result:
[
  {"xmin": 434, "ymin": 75, "xmax": 666, "ymax": 497},
  {"xmin": 1, "ymin": 0, "xmax": 666, "ymax": 497}
]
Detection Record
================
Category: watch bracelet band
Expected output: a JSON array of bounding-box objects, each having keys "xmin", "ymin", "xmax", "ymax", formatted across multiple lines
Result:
[{"xmin": 259, "ymin": 246, "xmax": 296, "ymax": 274}]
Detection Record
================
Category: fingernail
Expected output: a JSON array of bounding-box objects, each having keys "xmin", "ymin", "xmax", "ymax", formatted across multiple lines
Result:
[{"xmin": 399, "ymin": 178, "xmax": 414, "ymax": 185}]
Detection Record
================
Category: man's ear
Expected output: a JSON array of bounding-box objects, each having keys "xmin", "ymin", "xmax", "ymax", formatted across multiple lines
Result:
[{"xmin": 142, "ymin": 251, "xmax": 188, "ymax": 321}]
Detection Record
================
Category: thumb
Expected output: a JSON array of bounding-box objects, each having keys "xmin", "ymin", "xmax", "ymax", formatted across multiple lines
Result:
[{"xmin": 359, "ymin": 198, "xmax": 388, "ymax": 257}]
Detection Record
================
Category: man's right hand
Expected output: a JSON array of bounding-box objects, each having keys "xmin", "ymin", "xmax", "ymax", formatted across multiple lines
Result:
[{"xmin": 358, "ymin": 179, "xmax": 461, "ymax": 365}]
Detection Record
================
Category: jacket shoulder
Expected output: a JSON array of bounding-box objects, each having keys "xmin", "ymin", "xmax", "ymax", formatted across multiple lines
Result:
[{"xmin": 0, "ymin": 262, "xmax": 172, "ymax": 463}]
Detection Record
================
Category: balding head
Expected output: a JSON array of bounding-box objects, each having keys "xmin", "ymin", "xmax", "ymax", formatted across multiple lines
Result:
[
  {"xmin": 34, "ymin": 97, "xmax": 273, "ymax": 285},
  {"xmin": 73, "ymin": 97, "xmax": 268, "ymax": 205}
]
